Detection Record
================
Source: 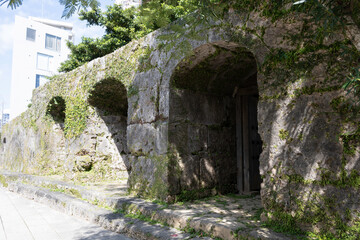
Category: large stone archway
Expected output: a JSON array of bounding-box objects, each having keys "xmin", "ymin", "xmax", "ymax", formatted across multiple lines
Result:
[
  {"xmin": 168, "ymin": 41, "xmax": 262, "ymax": 196},
  {"xmin": 2, "ymin": 9, "xmax": 358, "ymax": 234}
]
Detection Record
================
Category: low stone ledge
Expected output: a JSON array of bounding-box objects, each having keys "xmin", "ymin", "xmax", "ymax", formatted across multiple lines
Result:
[
  {"xmin": 0, "ymin": 171, "xmax": 292, "ymax": 240},
  {"xmin": 3, "ymin": 181, "xmax": 200, "ymax": 240}
]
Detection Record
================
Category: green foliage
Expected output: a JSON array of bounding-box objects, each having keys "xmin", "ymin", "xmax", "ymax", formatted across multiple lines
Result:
[
  {"xmin": 64, "ymin": 97, "xmax": 88, "ymax": 138},
  {"xmin": 343, "ymin": 68, "xmax": 360, "ymax": 104},
  {"xmin": 125, "ymin": 210, "xmax": 159, "ymax": 225},
  {"xmin": 341, "ymin": 132, "xmax": 359, "ymax": 155},
  {"xmin": 58, "ymin": 0, "xmax": 360, "ymax": 78},
  {"xmin": 293, "ymin": 0, "xmax": 360, "ymax": 31},
  {"xmin": 251, "ymin": 208, "xmax": 264, "ymax": 221},
  {"xmin": 294, "ymin": 85, "xmax": 341, "ymax": 97},
  {"xmin": 59, "ymin": 0, "xmax": 99, "ymax": 19},
  {"xmin": 264, "ymin": 196, "xmax": 360, "ymax": 240},
  {"xmin": 175, "ymin": 188, "xmax": 215, "ymax": 202},
  {"xmin": 59, "ymin": 5, "xmax": 142, "ymax": 72},
  {"xmin": 181, "ymin": 221, "xmax": 215, "ymax": 239},
  {"xmin": 59, "ymin": 1, "xmax": 199, "ymax": 73},
  {"xmin": 264, "ymin": 211, "xmax": 305, "ymax": 236},
  {"xmin": 0, "ymin": 0, "xmax": 100, "ymax": 19},
  {"xmin": 41, "ymin": 183, "xmax": 82, "ymax": 199},
  {"xmin": 279, "ymin": 129, "xmax": 289, "ymax": 141},
  {"xmin": 233, "ymin": 0, "xmax": 359, "ymax": 28},
  {"xmin": 136, "ymin": 0, "xmax": 197, "ymax": 30},
  {"xmin": 127, "ymin": 85, "xmax": 139, "ymax": 98},
  {"xmin": 59, "ymin": 0, "xmax": 231, "ymax": 72},
  {"xmin": 0, "ymin": 0, "xmax": 23, "ymax": 9},
  {"xmin": 0, "ymin": 175, "xmax": 8, "ymax": 187}
]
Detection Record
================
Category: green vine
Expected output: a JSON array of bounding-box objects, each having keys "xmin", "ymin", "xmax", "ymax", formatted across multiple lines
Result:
[{"xmin": 64, "ymin": 97, "xmax": 88, "ymax": 139}]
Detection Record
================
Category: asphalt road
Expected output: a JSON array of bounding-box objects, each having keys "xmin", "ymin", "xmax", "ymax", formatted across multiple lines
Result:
[{"xmin": 0, "ymin": 187, "xmax": 133, "ymax": 240}]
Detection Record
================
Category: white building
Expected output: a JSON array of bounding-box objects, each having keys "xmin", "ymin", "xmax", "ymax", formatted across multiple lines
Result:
[
  {"xmin": 0, "ymin": 109, "xmax": 10, "ymax": 131},
  {"xmin": 10, "ymin": 16, "xmax": 74, "ymax": 119},
  {"xmin": 115, "ymin": 0, "xmax": 141, "ymax": 9}
]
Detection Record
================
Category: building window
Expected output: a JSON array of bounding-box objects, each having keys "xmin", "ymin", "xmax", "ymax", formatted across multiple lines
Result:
[
  {"xmin": 45, "ymin": 34, "xmax": 61, "ymax": 52},
  {"xmin": 26, "ymin": 28, "xmax": 36, "ymax": 41},
  {"xmin": 35, "ymin": 74, "xmax": 48, "ymax": 88},
  {"xmin": 37, "ymin": 53, "xmax": 53, "ymax": 71}
]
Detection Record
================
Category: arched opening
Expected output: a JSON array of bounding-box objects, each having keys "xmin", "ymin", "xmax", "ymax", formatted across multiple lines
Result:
[
  {"xmin": 169, "ymin": 41, "xmax": 262, "ymax": 196},
  {"xmin": 87, "ymin": 78, "xmax": 130, "ymax": 176},
  {"xmin": 88, "ymin": 78, "xmax": 128, "ymax": 117},
  {"xmin": 47, "ymin": 96, "xmax": 66, "ymax": 127}
]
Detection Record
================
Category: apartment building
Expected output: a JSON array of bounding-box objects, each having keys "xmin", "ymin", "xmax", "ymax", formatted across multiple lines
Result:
[
  {"xmin": 10, "ymin": 16, "xmax": 74, "ymax": 119},
  {"xmin": 0, "ymin": 109, "xmax": 10, "ymax": 131}
]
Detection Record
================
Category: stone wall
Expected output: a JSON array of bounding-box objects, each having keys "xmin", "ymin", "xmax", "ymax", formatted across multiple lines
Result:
[
  {"xmin": 0, "ymin": 39, "xmax": 148, "ymax": 182},
  {"xmin": 1, "ymin": 6, "xmax": 360, "ymax": 236},
  {"xmin": 169, "ymin": 88, "xmax": 237, "ymax": 195}
]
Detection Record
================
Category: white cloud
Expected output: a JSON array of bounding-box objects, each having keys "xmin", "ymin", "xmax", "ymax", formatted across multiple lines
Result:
[
  {"xmin": 0, "ymin": 23, "xmax": 14, "ymax": 54},
  {"xmin": 72, "ymin": 23, "xmax": 105, "ymax": 43}
]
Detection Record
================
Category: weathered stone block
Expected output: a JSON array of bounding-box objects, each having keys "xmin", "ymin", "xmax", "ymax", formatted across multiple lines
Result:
[{"xmin": 127, "ymin": 122, "xmax": 168, "ymax": 156}]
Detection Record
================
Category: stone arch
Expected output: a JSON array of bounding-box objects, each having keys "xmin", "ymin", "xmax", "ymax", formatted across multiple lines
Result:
[
  {"xmin": 87, "ymin": 78, "xmax": 130, "ymax": 175},
  {"xmin": 88, "ymin": 78, "xmax": 128, "ymax": 117},
  {"xmin": 46, "ymin": 96, "xmax": 66, "ymax": 125},
  {"xmin": 168, "ymin": 41, "xmax": 262, "ymax": 196}
]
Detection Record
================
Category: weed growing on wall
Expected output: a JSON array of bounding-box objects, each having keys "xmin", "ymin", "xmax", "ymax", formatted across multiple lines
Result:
[{"xmin": 64, "ymin": 97, "xmax": 88, "ymax": 139}]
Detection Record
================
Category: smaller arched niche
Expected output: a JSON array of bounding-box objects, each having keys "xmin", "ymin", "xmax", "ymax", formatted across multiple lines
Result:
[
  {"xmin": 46, "ymin": 96, "xmax": 66, "ymax": 124},
  {"xmin": 88, "ymin": 78, "xmax": 128, "ymax": 117},
  {"xmin": 88, "ymin": 78, "xmax": 130, "ymax": 174}
]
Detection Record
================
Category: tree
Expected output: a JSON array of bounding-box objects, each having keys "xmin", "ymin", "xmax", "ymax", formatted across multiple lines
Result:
[
  {"xmin": 0, "ymin": 0, "xmax": 22, "ymax": 9},
  {"xmin": 0, "ymin": 0, "xmax": 100, "ymax": 18},
  {"xmin": 59, "ymin": 1, "xmax": 199, "ymax": 72},
  {"xmin": 59, "ymin": 5, "xmax": 144, "ymax": 72}
]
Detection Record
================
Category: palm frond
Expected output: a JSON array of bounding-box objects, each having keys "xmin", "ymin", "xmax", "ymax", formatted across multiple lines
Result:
[
  {"xmin": 0, "ymin": 0, "xmax": 23, "ymax": 9},
  {"xmin": 60, "ymin": 0, "xmax": 100, "ymax": 19}
]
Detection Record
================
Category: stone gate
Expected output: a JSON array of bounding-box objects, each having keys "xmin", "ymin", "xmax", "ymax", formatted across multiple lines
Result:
[{"xmin": 1, "ymin": 7, "xmax": 360, "ymax": 234}]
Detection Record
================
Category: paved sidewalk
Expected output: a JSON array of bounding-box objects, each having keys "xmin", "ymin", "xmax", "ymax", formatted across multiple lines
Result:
[
  {"xmin": 0, "ymin": 171, "xmax": 295, "ymax": 239},
  {"xmin": 0, "ymin": 187, "xmax": 133, "ymax": 240}
]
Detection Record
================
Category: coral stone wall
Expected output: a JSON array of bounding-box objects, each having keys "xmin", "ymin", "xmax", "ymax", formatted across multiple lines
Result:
[
  {"xmin": 0, "ymin": 6, "xmax": 359, "ymax": 236},
  {"xmin": 0, "ymin": 39, "xmax": 148, "ymax": 181},
  {"xmin": 168, "ymin": 88, "xmax": 237, "ymax": 195}
]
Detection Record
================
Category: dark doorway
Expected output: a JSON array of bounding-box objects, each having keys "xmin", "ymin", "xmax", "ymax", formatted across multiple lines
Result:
[{"xmin": 169, "ymin": 41, "xmax": 262, "ymax": 195}]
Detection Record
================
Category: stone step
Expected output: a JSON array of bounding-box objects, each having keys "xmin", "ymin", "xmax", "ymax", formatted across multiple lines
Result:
[
  {"xmin": 0, "ymin": 171, "xmax": 293, "ymax": 240},
  {"xmin": 4, "ymin": 181, "xmax": 209, "ymax": 240}
]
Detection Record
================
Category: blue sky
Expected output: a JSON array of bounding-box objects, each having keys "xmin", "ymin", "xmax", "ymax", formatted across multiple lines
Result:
[{"xmin": 0, "ymin": 0, "xmax": 115, "ymax": 109}]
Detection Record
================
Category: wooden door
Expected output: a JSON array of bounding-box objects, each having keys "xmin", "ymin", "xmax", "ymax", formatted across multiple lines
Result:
[
  {"xmin": 236, "ymin": 94, "xmax": 262, "ymax": 193},
  {"xmin": 248, "ymin": 95, "xmax": 262, "ymax": 191}
]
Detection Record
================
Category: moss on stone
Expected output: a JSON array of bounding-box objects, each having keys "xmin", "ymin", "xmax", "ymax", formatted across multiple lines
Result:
[
  {"xmin": 0, "ymin": 175, "xmax": 8, "ymax": 187},
  {"xmin": 279, "ymin": 129, "xmax": 289, "ymax": 141}
]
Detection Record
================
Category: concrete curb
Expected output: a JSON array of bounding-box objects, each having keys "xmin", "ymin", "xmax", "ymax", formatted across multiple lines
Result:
[
  {"xmin": 0, "ymin": 171, "xmax": 292, "ymax": 240},
  {"xmin": 3, "ymin": 181, "xmax": 207, "ymax": 240}
]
